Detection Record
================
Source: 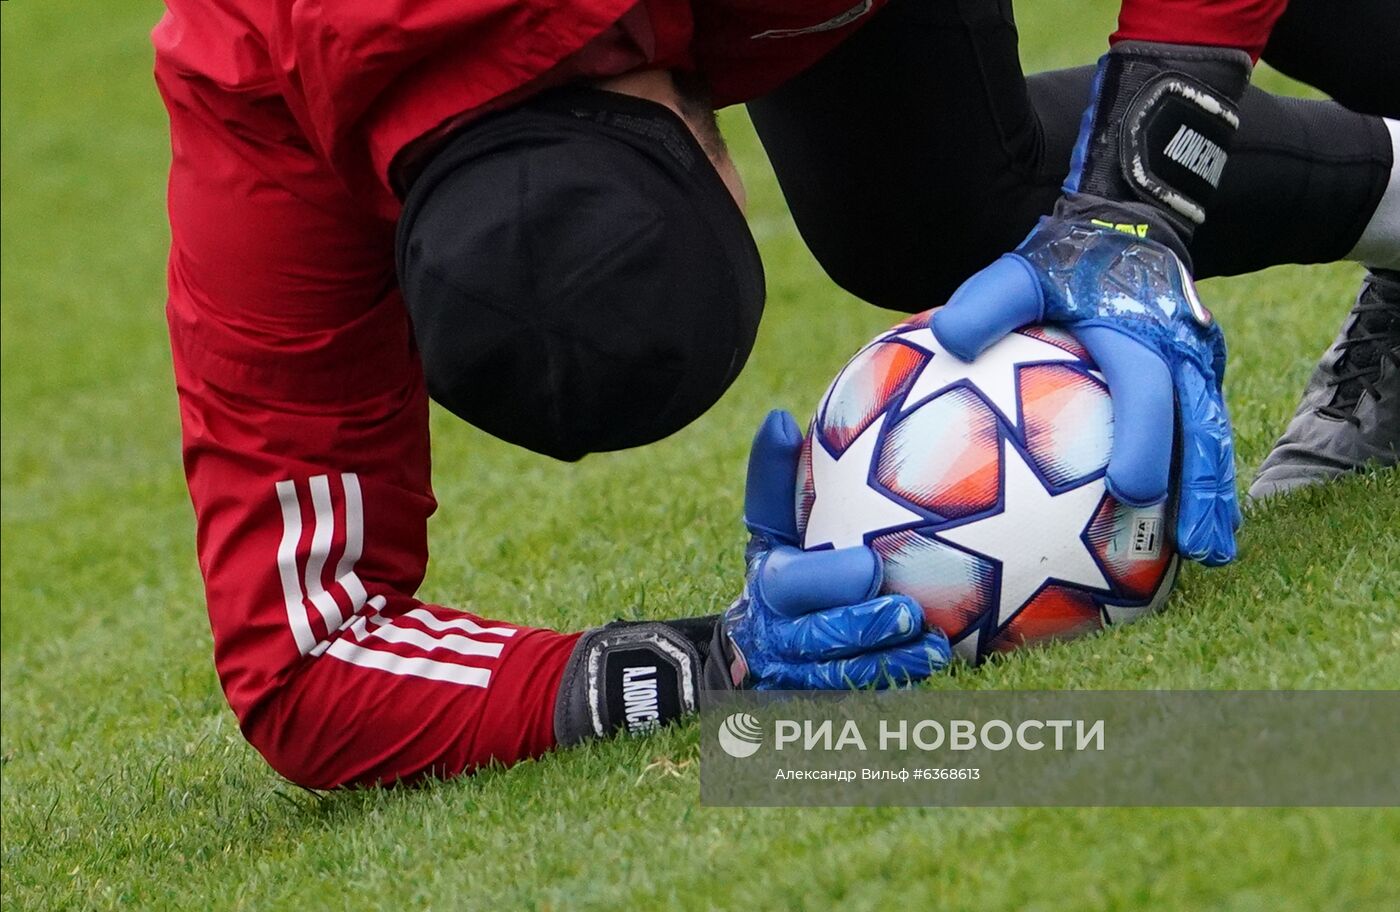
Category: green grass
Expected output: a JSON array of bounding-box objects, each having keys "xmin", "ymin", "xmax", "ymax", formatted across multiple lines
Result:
[{"xmin": 3, "ymin": 1, "xmax": 1398, "ymax": 909}]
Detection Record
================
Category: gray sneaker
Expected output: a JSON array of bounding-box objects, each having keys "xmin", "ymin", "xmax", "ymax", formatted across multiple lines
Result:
[{"xmin": 1249, "ymin": 269, "xmax": 1400, "ymax": 500}]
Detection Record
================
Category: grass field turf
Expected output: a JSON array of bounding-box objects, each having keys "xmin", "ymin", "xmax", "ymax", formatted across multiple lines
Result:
[{"xmin": 3, "ymin": 1, "xmax": 1398, "ymax": 909}]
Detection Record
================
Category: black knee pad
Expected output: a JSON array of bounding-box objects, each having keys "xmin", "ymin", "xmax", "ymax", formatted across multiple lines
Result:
[{"xmin": 396, "ymin": 89, "xmax": 764, "ymax": 461}]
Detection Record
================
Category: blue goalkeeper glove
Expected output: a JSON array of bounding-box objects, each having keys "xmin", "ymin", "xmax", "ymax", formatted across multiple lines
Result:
[
  {"xmin": 713, "ymin": 410, "xmax": 952, "ymax": 690},
  {"xmin": 552, "ymin": 410, "xmax": 950, "ymax": 747},
  {"xmin": 931, "ymin": 41, "xmax": 1253, "ymax": 567}
]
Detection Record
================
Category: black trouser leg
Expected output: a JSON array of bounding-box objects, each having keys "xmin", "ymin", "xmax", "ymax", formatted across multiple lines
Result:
[
  {"xmin": 1263, "ymin": 0, "xmax": 1400, "ymax": 119},
  {"xmin": 748, "ymin": 0, "xmax": 1053, "ymax": 312},
  {"xmin": 748, "ymin": 0, "xmax": 1393, "ymax": 312}
]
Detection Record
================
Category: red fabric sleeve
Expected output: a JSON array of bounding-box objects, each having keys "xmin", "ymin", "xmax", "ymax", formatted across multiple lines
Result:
[
  {"xmin": 155, "ymin": 0, "xmax": 902, "ymax": 215},
  {"xmin": 385, "ymin": 1, "xmax": 696, "ymax": 196},
  {"xmin": 693, "ymin": 0, "xmax": 893, "ymax": 107},
  {"xmin": 157, "ymin": 54, "xmax": 581, "ymax": 789},
  {"xmin": 264, "ymin": 0, "xmax": 695, "ymax": 217},
  {"xmin": 1112, "ymin": 0, "xmax": 1290, "ymax": 60}
]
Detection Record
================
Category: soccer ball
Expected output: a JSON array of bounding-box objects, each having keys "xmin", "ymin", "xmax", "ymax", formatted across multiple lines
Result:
[{"xmin": 795, "ymin": 308, "xmax": 1178, "ymax": 663}]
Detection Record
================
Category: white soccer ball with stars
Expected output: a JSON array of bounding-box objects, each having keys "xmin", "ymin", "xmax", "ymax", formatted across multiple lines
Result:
[{"xmin": 796, "ymin": 308, "xmax": 1178, "ymax": 662}]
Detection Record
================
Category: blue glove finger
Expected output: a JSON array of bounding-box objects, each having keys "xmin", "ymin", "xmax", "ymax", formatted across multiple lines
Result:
[
  {"xmin": 861, "ymin": 631, "xmax": 953, "ymax": 688},
  {"xmin": 1174, "ymin": 363, "xmax": 1239, "ymax": 565},
  {"xmin": 1075, "ymin": 325, "xmax": 1174, "ymax": 508},
  {"xmin": 743, "ymin": 409, "xmax": 803, "ymax": 545},
  {"xmin": 930, "ymin": 255, "xmax": 1045, "ymax": 362},
  {"xmin": 768, "ymin": 594, "xmax": 925, "ymax": 661},
  {"xmin": 755, "ymin": 545, "xmax": 882, "ymax": 617},
  {"xmin": 752, "ymin": 631, "xmax": 952, "ymax": 691}
]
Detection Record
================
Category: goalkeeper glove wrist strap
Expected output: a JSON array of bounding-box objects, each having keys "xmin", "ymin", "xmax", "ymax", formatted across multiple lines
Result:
[
  {"xmin": 553, "ymin": 615, "xmax": 730, "ymax": 747},
  {"xmin": 1068, "ymin": 40, "xmax": 1252, "ymax": 245}
]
